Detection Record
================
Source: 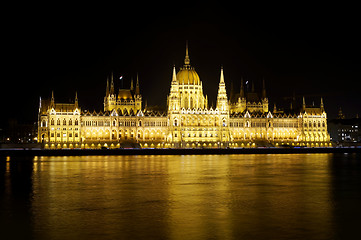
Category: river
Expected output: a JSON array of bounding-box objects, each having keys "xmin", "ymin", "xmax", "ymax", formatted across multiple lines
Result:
[{"xmin": 1, "ymin": 153, "xmax": 360, "ymax": 239}]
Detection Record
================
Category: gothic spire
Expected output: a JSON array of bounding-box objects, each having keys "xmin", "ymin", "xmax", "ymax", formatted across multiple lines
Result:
[
  {"xmin": 184, "ymin": 41, "xmax": 190, "ymax": 66},
  {"xmin": 106, "ymin": 77, "xmax": 109, "ymax": 97},
  {"xmin": 135, "ymin": 73, "xmax": 140, "ymax": 96},
  {"xmin": 320, "ymin": 97, "xmax": 324, "ymax": 110},
  {"xmin": 216, "ymin": 66, "xmax": 228, "ymax": 111},
  {"xmin": 172, "ymin": 65, "xmax": 177, "ymax": 83},
  {"xmin": 51, "ymin": 90, "xmax": 55, "ymax": 107},
  {"xmin": 75, "ymin": 91, "xmax": 78, "ymax": 108},
  {"xmin": 110, "ymin": 72, "xmax": 114, "ymax": 94},
  {"xmin": 220, "ymin": 65, "xmax": 225, "ymax": 84}
]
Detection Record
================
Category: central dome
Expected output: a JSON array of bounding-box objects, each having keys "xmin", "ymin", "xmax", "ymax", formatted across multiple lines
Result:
[
  {"xmin": 177, "ymin": 42, "xmax": 200, "ymax": 85},
  {"xmin": 177, "ymin": 67, "xmax": 200, "ymax": 85}
]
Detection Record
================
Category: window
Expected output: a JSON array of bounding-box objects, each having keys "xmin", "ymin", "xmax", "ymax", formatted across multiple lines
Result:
[
  {"xmin": 57, "ymin": 119, "xmax": 60, "ymax": 125},
  {"xmin": 75, "ymin": 119, "xmax": 78, "ymax": 125},
  {"xmin": 69, "ymin": 119, "xmax": 72, "ymax": 125},
  {"xmin": 63, "ymin": 119, "xmax": 67, "ymax": 125},
  {"xmin": 139, "ymin": 120, "xmax": 142, "ymax": 127},
  {"xmin": 51, "ymin": 119, "xmax": 54, "ymax": 125}
]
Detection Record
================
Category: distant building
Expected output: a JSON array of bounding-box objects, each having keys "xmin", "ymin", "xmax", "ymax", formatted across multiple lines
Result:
[
  {"xmin": 328, "ymin": 117, "xmax": 361, "ymax": 144},
  {"xmin": 37, "ymin": 44, "xmax": 331, "ymax": 148},
  {"xmin": 2, "ymin": 119, "xmax": 37, "ymax": 144}
]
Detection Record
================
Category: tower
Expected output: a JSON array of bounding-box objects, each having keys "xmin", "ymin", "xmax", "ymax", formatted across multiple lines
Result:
[
  {"xmin": 75, "ymin": 91, "xmax": 78, "ymax": 109},
  {"xmin": 175, "ymin": 42, "xmax": 207, "ymax": 109},
  {"xmin": 216, "ymin": 67, "xmax": 229, "ymax": 112},
  {"xmin": 168, "ymin": 66, "xmax": 181, "ymax": 112},
  {"xmin": 104, "ymin": 72, "xmax": 119, "ymax": 112},
  {"xmin": 261, "ymin": 78, "xmax": 269, "ymax": 112}
]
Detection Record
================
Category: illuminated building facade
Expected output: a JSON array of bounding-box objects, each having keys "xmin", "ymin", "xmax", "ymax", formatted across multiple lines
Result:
[{"xmin": 38, "ymin": 45, "xmax": 331, "ymax": 148}]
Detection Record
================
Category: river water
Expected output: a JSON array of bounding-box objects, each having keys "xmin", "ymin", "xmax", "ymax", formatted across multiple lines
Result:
[{"xmin": 1, "ymin": 153, "xmax": 360, "ymax": 240}]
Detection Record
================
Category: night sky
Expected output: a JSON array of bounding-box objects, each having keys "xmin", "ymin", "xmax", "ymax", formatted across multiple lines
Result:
[{"xmin": 2, "ymin": 3, "xmax": 360, "ymax": 128}]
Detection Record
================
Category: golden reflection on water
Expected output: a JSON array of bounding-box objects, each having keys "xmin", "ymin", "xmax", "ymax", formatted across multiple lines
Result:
[{"xmin": 29, "ymin": 154, "xmax": 334, "ymax": 240}]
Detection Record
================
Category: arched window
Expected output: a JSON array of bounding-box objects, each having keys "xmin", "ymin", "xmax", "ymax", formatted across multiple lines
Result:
[
  {"xmin": 174, "ymin": 119, "xmax": 178, "ymax": 126},
  {"xmin": 63, "ymin": 119, "xmax": 66, "ymax": 125},
  {"xmin": 139, "ymin": 120, "xmax": 142, "ymax": 127},
  {"xmin": 57, "ymin": 119, "xmax": 60, "ymax": 125},
  {"xmin": 75, "ymin": 119, "xmax": 78, "ymax": 125},
  {"xmin": 222, "ymin": 119, "xmax": 226, "ymax": 127},
  {"xmin": 51, "ymin": 119, "xmax": 54, "ymax": 125},
  {"xmin": 69, "ymin": 119, "xmax": 72, "ymax": 125}
]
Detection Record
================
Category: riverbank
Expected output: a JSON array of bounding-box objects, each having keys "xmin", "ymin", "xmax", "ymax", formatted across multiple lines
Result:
[{"xmin": 1, "ymin": 147, "xmax": 360, "ymax": 157}]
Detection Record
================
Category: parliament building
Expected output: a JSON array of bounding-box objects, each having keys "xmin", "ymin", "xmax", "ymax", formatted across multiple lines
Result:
[{"xmin": 38, "ymin": 45, "xmax": 331, "ymax": 148}]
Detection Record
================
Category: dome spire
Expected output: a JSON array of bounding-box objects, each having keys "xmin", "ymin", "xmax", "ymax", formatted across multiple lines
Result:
[{"xmin": 184, "ymin": 40, "xmax": 190, "ymax": 66}]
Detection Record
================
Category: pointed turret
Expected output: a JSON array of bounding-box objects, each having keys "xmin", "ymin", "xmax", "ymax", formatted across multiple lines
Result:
[
  {"xmin": 106, "ymin": 77, "xmax": 109, "ymax": 97},
  {"xmin": 172, "ymin": 65, "xmax": 177, "ymax": 83},
  {"xmin": 273, "ymin": 102, "xmax": 277, "ymax": 113},
  {"xmin": 75, "ymin": 91, "xmax": 78, "ymax": 108},
  {"xmin": 110, "ymin": 72, "xmax": 114, "ymax": 94},
  {"xmin": 216, "ymin": 66, "xmax": 229, "ymax": 112},
  {"xmin": 51, "ymin": 91, "xmax": 55, "ymax": 108},
  {"xmin": 130, "ymin": 77, "xmax": 134, "ymax": 91},
  {"xmin": 205, "ymin": 95, "xmax": 208, "ymax": 109},
  {"xmin": 184, "ymin": 40, "xmax": 190, "ymax": 66},
  {"xmin": 320, "ymin": 97, "xmax": 324, "ymax": 111},
  {"xmin": 135, "ymin": 73, "xmax": 140, "ymax": 96},
  {"xmin": 168, "ymin": 65, "xmax": 180, "ymax": 112}
]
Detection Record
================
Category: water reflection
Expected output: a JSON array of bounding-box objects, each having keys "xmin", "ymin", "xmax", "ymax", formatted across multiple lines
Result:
[
  {"xmin": 0, "ymin": 156, "xmax": 34, "ymax": 239},
  {"xmin": 330, "ymin": 153, "xmax": 361, "ymax": 239},
  {"xmin": 1, "ymin": 154, "xmax": 360, "ymax": 239}
]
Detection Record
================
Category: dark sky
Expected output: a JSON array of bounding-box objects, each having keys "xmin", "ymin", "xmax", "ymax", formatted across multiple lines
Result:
[{"xmin": 2, "ymin": 3, "xmax": 361, "ymax": 128}]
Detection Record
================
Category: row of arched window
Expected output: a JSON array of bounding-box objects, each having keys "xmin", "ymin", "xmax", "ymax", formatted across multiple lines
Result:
[
  {"xmin": 50, "ymin": 118, "xmax": 78, "ymax": 126},
  {"xmin": 304, "ymin": 121, "xmax": 326, "ymax": 128}
]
